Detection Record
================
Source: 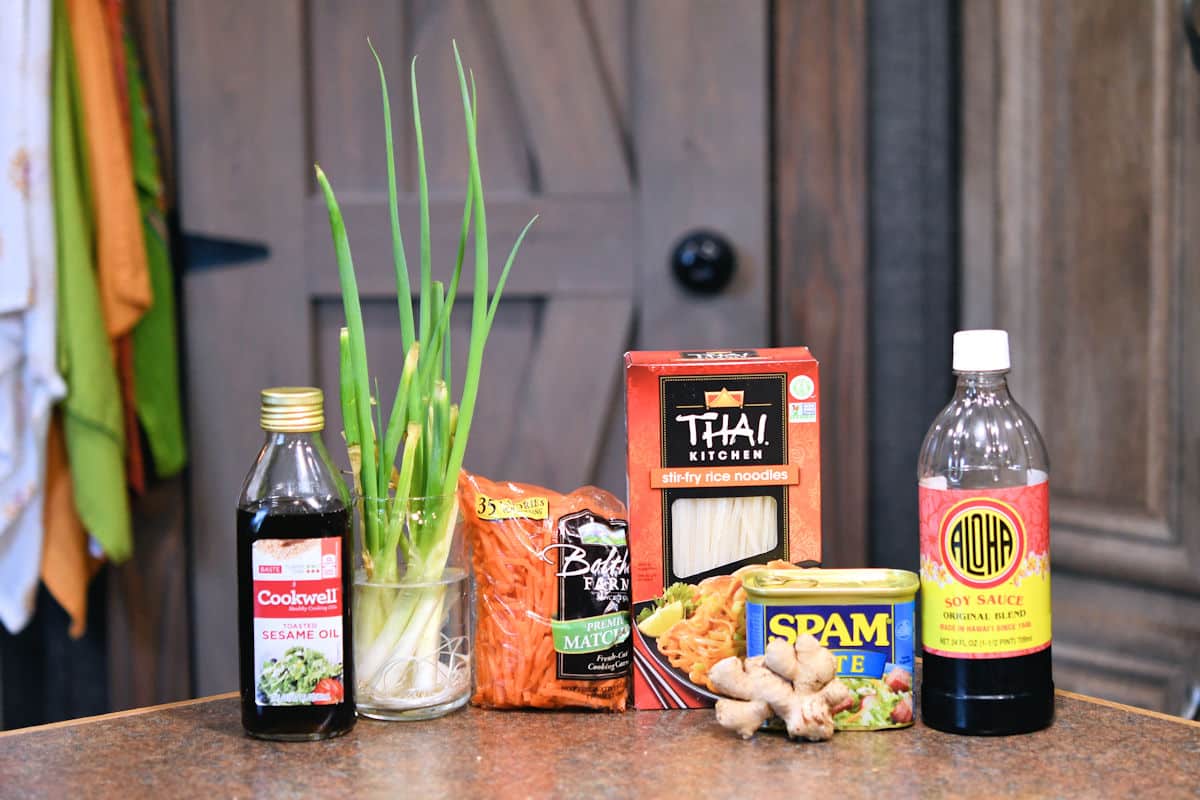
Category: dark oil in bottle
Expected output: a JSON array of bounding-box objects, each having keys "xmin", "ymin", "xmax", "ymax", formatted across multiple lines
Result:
[
  {"xmin": 238, "ymin": 498, "xmax": 356, "ymax": 740},
  {"xmin": 921, "ymin": 650, "xmax": 1054, "ymax": 734}
]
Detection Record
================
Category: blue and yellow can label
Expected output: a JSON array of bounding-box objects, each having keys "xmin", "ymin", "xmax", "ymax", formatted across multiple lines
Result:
[{"xmin": 743, "ymin": 568, "xmax": 918, "ymax": 730}]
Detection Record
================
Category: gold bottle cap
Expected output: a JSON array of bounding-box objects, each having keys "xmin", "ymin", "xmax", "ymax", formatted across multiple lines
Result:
[{"xmin": 260, "ymin": 387, "xmax": 325, "ymax": 432}]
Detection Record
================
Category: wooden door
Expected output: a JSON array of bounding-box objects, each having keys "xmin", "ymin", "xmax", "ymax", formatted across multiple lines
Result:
[
  {"xmin": 175, "ymin": 1, "xmax": 772, "ymax": 695},
  {"xmin": 963, "ymin": 0, "xmax": 1200, "ymax": 713}
]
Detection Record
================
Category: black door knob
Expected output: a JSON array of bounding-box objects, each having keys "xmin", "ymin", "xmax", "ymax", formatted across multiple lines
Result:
[{"xmin": 670, "ymin": 229, "xmax": 736, "ymax": 294}]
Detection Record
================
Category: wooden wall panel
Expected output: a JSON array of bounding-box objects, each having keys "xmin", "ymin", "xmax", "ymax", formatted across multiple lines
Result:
[
  {"xmin": 962, "ymin": 0, "xmax": 1200, "ymax": 713},
  {"xmin": 963, "ymin": 0, "xmax": 1197, "ymax": 588},
  {"xmin": 634, "ymin": 0, "xmax": 769, "ymax": 350},
  {"xmin": 490, "ymin": 0, "xmax": 630, "ymax": 194},
  {"xmin": 581, "ymin": 0, "xmax": 631, "ymax": 136},
  {"xmin": 107, "ymin": 0, "xmax": 191, "ymax": 712},
  {"xmin": 1053, "ymin": 573, "xmax": 1200, "ymax": 714},
  {"xmin": 412, "ymin": 1, "xmax": 530, "ymax": 193},
  {"xmin": 775, "ymin": 0, "xmax": 868, "ymax": 567},
  {"xmin": 308, "ymin": 0, "xmax": 404, "ymax": 195},
  {"xmin": 1039, "ymin": 2, "xmax": 1159, "ymax": 510},
  {"xmin": 865, "ymin": 0, "xmax": 958, "ymax": 573},
  {"xmin": 584, "ymin": 0, "xmax": 635, "ymax": 500},
  {"xmin": 107, "ymin": 482, "xmax": 190, "ymax": 710},
  {"xmin": 177, "ymin": 1, "xmax": 311, "ymax": 697}
]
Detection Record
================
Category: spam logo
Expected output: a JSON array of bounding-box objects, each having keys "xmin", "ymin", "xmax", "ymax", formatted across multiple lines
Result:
[
  {"xmin": 746, "ymin": 601, "xmax": 915, "ymax": 679},
  {"xmin": 767, "ymin": 608, "xmax": 891, "ymax": 647}
]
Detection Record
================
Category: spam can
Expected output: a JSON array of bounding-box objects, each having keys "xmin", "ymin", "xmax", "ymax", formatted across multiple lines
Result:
[{"xmin": 744, "ymin": 568, "xmax": 919, "ymax": 730}]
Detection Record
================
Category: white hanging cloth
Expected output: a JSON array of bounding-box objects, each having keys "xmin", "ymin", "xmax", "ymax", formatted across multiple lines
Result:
[{"xmin": 0, "ymin": 0, "xmax": 67, "ymax": 633}]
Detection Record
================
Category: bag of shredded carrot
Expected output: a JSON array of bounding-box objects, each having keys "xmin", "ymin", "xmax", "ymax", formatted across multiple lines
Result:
[{"xmin": 459, "ymin": 471, "xmax": 630, "ymax": 711}]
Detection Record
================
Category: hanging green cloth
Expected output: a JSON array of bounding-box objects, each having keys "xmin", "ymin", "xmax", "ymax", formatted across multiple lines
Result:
[
  {"xmin": 50, "ymin": 0, "xmax": 132, "ymax": 562},
  {"xmin": 126, "ymin": 34, "xmax": 187, "ymax": 478}
]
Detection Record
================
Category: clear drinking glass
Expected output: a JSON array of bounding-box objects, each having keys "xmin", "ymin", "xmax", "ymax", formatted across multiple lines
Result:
[{"xmin": 351, "ymin": 493, "xmax": 471, "ymax": 720}]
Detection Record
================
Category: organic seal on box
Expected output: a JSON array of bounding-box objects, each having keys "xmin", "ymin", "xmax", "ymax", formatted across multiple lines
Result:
[{"xmin": 743, "ymin": 568, "xmax": 918, "ymax": 730}]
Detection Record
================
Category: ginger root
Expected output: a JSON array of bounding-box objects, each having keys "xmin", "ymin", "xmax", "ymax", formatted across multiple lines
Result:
[{"xmin": 710, "ymin": 634, "xmax": 851, "ymax": 742}]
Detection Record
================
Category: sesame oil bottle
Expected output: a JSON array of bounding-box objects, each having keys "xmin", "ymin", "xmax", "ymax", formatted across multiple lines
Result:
[{"xmin": 237, "ymin": 387, "xmax": 356, "ymax": 740}]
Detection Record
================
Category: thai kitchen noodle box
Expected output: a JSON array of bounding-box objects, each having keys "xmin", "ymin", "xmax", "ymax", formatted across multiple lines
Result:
[{"xmin": 624, "ymin": 348, "xmax": 821, "ymax": 709}]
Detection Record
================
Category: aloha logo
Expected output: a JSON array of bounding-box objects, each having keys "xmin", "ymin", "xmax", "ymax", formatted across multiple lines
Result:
[{"xmin": 938, "ymin": 498, "xmax": 1026, "ymax": 589}]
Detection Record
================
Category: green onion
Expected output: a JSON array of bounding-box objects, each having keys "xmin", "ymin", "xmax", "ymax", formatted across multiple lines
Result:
[
  {"xmin": 315, "ymin": 41, "xmax": 535, "ymax": 702},
  {"xmin": 316, "ymin": 167, "xmax": 377, "ymax": 552},
  {"xmin": 367, "ymin": 39, "xmax": 415, "ymax": 352}
]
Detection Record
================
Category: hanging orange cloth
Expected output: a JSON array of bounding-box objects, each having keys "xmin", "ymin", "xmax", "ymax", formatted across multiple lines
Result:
[
  {"xmin": 102, "ymin": 0, "xmax": 145, "ymax": 493},
  {"xmin": 42, "ymin": 413, "xmax": 102, "ymax": 638},
  {"xmin": 66, "ymin": 0, "xmax": 151, "ymax": 337},
  {"xmin": 101, "ymin": 0, "xmax": 129, "ymax": 131},
  {"xmin": 41, "ymin": 0, "xmax": 147, "ymax": 634},
  {"xmin": 68, "ymin": 0, "xmax": 148, "ymax": 493},
  {"xmin": 42, "ymin": 0, "xmax": 133, "ymax": 638}
]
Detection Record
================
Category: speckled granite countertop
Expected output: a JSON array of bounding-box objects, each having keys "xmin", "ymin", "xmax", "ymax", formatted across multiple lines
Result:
[{"xmin": 1, "ymin": 690, "xmax": 1197, "ymax": 798}]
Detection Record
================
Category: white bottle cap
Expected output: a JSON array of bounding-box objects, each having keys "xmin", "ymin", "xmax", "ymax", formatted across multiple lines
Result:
[{"xmin": 953, "ymin": 329, "xmax": 1011, "ymax": 372}]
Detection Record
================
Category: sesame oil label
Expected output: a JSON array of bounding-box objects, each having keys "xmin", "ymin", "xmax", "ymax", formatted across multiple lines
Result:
[
  {"xmin": 919, "ymin": 481, "xmax": 1051, "ymax": 658},
  {"xmin": 252, "ymin": 537, "xmax": 346, "ymax": 706}
]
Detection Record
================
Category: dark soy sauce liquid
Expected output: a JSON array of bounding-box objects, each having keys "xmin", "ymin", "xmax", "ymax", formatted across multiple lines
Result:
[
  {"xmin": 922, "ymin": 649, "xmax": 1054, "ymax": 735},
  {"xmin": 237, "ymin": 498, "xmax": 355, "ymax": 740}
]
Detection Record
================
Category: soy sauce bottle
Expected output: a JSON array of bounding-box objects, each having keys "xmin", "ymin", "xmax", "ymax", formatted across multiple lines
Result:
[
  {"xmin": 918, "ymin": 331, "xmax": 1053, "ymax": 734},
  {"xmin": 237, "ymin": 387, "xmax": 355, "ymax": 740}
]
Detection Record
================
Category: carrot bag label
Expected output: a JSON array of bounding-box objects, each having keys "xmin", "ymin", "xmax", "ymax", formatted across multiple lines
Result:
[
  {"xmin": 460, "ymin": 472, "xmax": 631, "ymax": 711},
  {"xmin": 550, "ymin": 510, "xmax": 631, "ymax": 679}
]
